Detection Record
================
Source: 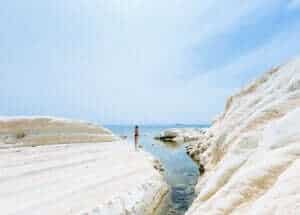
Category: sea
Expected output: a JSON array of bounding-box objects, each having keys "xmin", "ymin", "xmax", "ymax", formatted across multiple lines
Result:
[{"xmin": 106, "ymin": 124, "xmax": 209, "ymax": 215}]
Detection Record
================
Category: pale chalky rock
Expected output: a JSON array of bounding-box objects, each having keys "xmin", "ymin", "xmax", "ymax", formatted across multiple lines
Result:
[
  {"xmin": 0, "ymin": 117, "xmax": 168, "ymax": 215},
  {"xmin": 0, "ymin": 117, "xmax": 119, "ymax": 147},
  {"xmin": 186, "ymin": 57, "xmax": 300, "ymax": 215}
]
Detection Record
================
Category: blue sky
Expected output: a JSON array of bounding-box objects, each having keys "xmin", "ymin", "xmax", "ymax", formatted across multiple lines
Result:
[{"xmin": 1, "ymin": 0, "xmax": 300, "ymax": 124}]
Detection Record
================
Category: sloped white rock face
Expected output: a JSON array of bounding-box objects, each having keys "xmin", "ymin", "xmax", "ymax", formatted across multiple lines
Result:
[
  {"xmin": 0, "ymin": 117, "xmax": 168, "ymax": 215},
  {"xmin": 186, "ymin": 58, "xmax": 300, "ymax": 215},
  {"xmin": 0, "ymin": 117, "xmax": 118, "ymax": 147}
]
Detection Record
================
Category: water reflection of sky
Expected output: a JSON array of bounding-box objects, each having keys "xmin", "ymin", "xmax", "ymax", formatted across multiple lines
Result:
[{"xmin": 107, "ymin": 125, "xmax": 206, "ymax": 215}]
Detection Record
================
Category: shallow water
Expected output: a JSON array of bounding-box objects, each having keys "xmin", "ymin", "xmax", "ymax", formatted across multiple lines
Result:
[{"xmin": 107, "ymin": 125, "xmax": 206, "ymax": 215}]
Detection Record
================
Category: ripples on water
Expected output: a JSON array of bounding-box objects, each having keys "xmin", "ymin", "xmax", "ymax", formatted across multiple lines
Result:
[{"xmin": 106, "ymin": 125, "xmax": 206, "ymax": 215}]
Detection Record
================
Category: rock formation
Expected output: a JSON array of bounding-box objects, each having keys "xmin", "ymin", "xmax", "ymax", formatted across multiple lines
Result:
[
  {"xmin": 0, "ymin": 117, "xmax": 119, "ymax": 147},
  {"xmin": 0, "ymin": 117, "xmax": 168, "ymax": 214},
  {"xmin": 155, "ymin": 128, "xmax": 207, "ymax": 143},
  {"xmin": 186, "ymin": 58, "xmax": 300, "ymax": 215}
]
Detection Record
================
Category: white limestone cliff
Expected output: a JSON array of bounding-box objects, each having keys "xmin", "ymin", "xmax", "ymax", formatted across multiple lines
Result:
[
  {"xmin": 186, "ymin": 57, "xmax": 300, "ymax": 215},
  {"xmin": 0, "ymin": 117, "xmax": 168, "ymax": 215},
  {"xmin": 0, "ymin": 117, "xmax": 118, "ymax": 147}
]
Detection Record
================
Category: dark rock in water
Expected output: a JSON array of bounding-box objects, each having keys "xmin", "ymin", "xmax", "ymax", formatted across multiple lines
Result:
[
  {"xmin": 199, "ymin": 163, "xmax": 205, "ymax": 174},
  {"xmin": 166, "ymin": 208, "xmax": 180, "ymax": 215},
  {"xmin": 155, "ymin": 136, "xmax": 177, "ymax": 142},
  {"xmin": 153, "ymin": 159, "xmax": 165, "ymax": 172}
]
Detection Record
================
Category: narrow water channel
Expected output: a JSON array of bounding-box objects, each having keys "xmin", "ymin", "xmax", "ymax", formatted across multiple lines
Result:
[{"xmin": 107, "ymin": 125, "xmax": 203, "ymax": 215}]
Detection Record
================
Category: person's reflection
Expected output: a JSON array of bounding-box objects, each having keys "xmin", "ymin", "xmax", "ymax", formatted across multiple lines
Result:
[{"xmin": 134, "ymin": 125, "xmax": 139, "ymax": 151}]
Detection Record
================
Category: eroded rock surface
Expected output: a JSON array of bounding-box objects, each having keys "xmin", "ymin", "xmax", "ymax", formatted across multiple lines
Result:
[
  {"xmin": 0, "ymin": 117, "xmax": 168, "ymax": 215},
  {"xmin": 186, "ymin": 58, "xmax": 300, "ymax": 215},
  {"xmin": 0, "ymin": 117, "xmax": 119, "ymax": 147}
]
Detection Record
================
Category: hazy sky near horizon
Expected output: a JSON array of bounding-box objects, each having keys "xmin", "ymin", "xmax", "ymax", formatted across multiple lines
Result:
[{"xmin": 1, "ymin": 0, "xmax": 300, "ymax": 124}]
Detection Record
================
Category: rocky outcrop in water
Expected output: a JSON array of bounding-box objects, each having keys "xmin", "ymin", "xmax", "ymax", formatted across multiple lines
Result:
[
  {"xmin": 186, "ymin": 58, "xmax": 300, "ymax": 214},
  {"xmin": 155, "ymin": 128, "xmax": 207, "ymax": 143}
]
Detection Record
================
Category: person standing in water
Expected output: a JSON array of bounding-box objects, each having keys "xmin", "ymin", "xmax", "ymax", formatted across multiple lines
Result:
[{"xmin": 134, "ymin": 125, "xmax": 139, "ymax": 150}]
